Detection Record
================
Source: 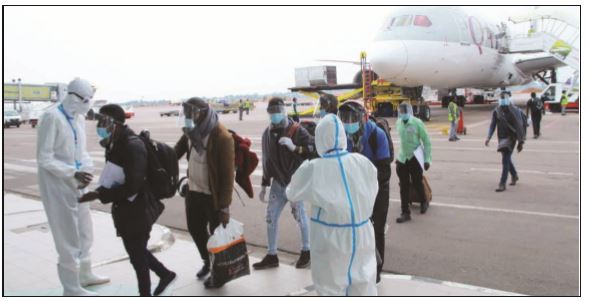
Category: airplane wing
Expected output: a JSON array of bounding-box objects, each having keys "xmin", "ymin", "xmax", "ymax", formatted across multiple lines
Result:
[{"xmin": 515, "ymin": 56, "xmax": 566, "ymax": 75}]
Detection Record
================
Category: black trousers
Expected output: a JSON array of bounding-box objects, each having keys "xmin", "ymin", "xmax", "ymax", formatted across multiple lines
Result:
[
  {"xmin": 371, "ymin": 181, "xmax": 390, "ymax": 276},
  {"xmin": 185, "ymin": 191, "xmax": 219, "ymax": 265},
  {"xmin": 531, "ymin": 111, "xmax": 542, "ymax": 136},
  {"xmin": 396, "ymin": 157, "xmax": 426, "ymax": 215},
  {"xmin": 122, "ymin": 232, "xmax": 171, "ymax": 296}
]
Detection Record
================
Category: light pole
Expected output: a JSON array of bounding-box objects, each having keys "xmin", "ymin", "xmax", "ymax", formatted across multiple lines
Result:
[{"xmin": 17, "ymin": 78, "xmax": 22, "ymax": 112}]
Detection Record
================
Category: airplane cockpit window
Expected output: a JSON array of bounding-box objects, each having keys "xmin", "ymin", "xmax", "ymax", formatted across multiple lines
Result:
[
  {"xmin": 413, "ymin": 15, "xmax": 432, "ymax": 27},
  {"xmin": 389, "ymin": 15, "xmax": 413, "ymax": 27}
]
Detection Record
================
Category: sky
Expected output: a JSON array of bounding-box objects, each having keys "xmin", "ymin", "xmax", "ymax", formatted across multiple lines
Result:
[{"xmin": 4, "ymin": 6, "xmax": 579, "ymax": 102}]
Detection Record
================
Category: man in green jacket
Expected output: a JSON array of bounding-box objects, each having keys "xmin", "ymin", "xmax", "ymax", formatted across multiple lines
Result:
[
  {"xmin": 395, "ymin": 102, "xmax": 432, "ymax": 223},
  {"xmin": 560, "ymin": 91, "xmax": 569, "ymax": 116},
  {"xmin": 448, "ymin": 97, "xmax": 460, "ymax": 141}
]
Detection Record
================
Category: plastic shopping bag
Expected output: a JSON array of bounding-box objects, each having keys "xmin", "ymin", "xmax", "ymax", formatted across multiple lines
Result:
[{"xmin": 207, "ymin": 219, "xmax": 250, "ymax": 285}]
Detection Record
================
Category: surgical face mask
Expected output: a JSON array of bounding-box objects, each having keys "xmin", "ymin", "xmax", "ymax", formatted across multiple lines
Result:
[
  {"xmin": 344, "ymin": 122, "xmax": 360, "ymax": 134},
  {"xmin": 319, "ymin": 109, "xmax": 326, "ymax": 118},
  {"xmin": 400, "ymin": 113, "xmax": 411, "ymax": 121},
  {"xmin": 270, "ymin": 113, "xmax": 285, "ymax": 125},
  {"xmin": 184, "ymin": 118, "xmax": 194, "ymax": 129},
  {"xmin": 96, "ymin": 127, "xmax": 111, "ymax": 139},
  {"xmin": 499, "ymin": 98, "xmax": 510, "ymax": 106}
]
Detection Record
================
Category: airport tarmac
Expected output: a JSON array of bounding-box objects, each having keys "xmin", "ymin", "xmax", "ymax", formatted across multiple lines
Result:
[{"xmin": 3, "ymin": 102, "xmax": 579, "ymax": 296}]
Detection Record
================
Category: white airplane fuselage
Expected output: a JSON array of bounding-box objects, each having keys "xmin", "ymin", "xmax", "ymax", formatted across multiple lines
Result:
[{"xmin": 369, "ymin": 7, "xmax": 532, "ymax": 90}]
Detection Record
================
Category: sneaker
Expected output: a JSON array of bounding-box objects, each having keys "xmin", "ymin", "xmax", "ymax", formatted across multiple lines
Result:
[
  {"xmin": 203, "ymin": 276, "xmax": 224, "ymax": 289},
  {"xmin": 252, "ymin": 254, "xmax": 279, "ymax": 270},
  {"xmin": 420, "ymin": 201, "xmax": 429, "ymax": 214},
  {"xmin": 396, "ymin": 214, "xmax": 411, "ymax": 223},
  {"xmin": 509, "ymin": 175, "xmax": 519, "ymax": 186},
  {"xmin": 295, "ymin": 250, "xmax": 310, "ymax": 269},
  {"xmin": 495, "ymin": 184, "xmax": 506, "ymax": 192},
  {"xmin": 196, "ymin": 262, "xmax": 210, "ymax": 279},
  {"xmin": 153, "ymin": 271, "xmax": 176, "ymax": 296}
]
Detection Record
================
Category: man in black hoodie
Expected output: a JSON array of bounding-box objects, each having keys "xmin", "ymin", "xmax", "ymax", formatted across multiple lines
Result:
[{"xmin": 79, "ymin": 104, "xmax": 176, "ymax": 296}]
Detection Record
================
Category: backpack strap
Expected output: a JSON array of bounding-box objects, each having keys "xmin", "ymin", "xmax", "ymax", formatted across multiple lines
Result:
[{"xmin": 287, "ymin": 122, "xmax": 300, "ymax": 139}]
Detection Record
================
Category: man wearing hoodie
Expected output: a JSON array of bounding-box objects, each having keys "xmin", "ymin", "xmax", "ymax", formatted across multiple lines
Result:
[{"xmin": 254, "ymin": 97, "xmax": 315, "ymax": 270}]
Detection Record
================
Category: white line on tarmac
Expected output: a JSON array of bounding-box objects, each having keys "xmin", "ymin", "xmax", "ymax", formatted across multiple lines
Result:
[
  {"xmin": 387, "ymin": 198, "xmax": 578, "ymax": 220},
  {"xmin": 469, "ymin": 167, "xmax": 575, "ymax": 177},
  {"xmin": 434, "ymin": 146, "xmax": 578, "ymax": 154},
  {"xmin": 3, "ymin": 163, "xmax": 38, "ymax": 173}
]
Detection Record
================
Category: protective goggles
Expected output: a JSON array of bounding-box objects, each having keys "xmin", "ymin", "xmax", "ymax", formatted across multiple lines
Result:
[
  {"xmin": 266, "ymin": 104, "xmax": 285, "ymax": 114},
  {"xmin": 69, "ymin": 92, "xmax": 92, "ymax": 104}
]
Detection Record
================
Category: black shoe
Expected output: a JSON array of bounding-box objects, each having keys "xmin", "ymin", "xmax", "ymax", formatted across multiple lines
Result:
[
  {"xmin": 495, "ymin": 184, "xmax": 506, "ymax": 192},
  {"xmin": 295, "ymin": 250, "xmax": 310, "ymax": 269},
  {"xmin": 153, "ymin": 271, "xmax": 176, "ymax": 296},
  {"xmin": 203, "ymin": 276, "xmax": 224, "ymax": 289},
  {"xmin": 196, "ymin": 262, "xmax": 210, "ymax": 279},
  {"xmin": 533, "ymin": 135, "xmax": 538, "ymax": 139},
  {"xmin": 252, "ymin": 254, "xmax": 279, "ymax": 270},
  {"xmin": 509, "ymin": 175, "xmax": 519, "ymax": 186},
  {"xmin": 396, "ymin": 214, "xmax": 411, "ymax": 223},
  {"xmin": 420, "ymin": 201, "xmax": 429, "ymax": 214}
]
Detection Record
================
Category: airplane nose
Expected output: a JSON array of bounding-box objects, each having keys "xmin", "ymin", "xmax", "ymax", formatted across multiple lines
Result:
[{"xmin": 368, "ymin": 40, "xmax": 408, "ymax": 80}]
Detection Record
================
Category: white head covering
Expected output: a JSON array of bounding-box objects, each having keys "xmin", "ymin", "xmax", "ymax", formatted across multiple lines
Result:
[
  {"xmin": 62, "ymin": 78, "xmax": 95, "ymax": 115},
  {"xmin": 315, "ymin": 113, "xmax": 348, "ymax": 157}
]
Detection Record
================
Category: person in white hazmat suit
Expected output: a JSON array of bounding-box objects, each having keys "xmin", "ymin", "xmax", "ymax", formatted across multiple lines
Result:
[
  {"xmin": 286, "ymin": 114, "xmax": 379, "ymax": 296},
  {"xmin": 37, "ymin": 78, "xmax": 110, "ymax": 296}
]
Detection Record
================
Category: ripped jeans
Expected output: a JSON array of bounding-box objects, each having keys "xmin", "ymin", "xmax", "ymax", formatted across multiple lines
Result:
[{"xmin": 266, "ymin": 180, "xmax": 310, "ymax": 255}]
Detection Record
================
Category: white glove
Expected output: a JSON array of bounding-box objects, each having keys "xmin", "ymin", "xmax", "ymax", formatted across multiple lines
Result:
[
  {"xmin": 279, "ymin": 137, "xmax": 296, "ymax": 152},
  {"xmin": 259, "ymin": 186, "xmax": 268, "ymax": 203}
]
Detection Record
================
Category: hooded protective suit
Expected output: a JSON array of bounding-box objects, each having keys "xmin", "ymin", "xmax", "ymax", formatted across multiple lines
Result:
[
  {"xmin": 37, "ymin": 78, "xmax": 108, "ymax": 296},
  {"xmin": 286, "ymin": 114, "xmax": 378, "ymax": 296}
]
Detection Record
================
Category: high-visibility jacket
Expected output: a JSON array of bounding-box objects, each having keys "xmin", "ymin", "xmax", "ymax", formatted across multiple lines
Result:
[{"xmin": 448, "ymin": 102, "xmax": 459, "ymax": 121}]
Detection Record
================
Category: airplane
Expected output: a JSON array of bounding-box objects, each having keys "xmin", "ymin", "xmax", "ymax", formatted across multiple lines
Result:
[{"xmin": 295, "ymin": 6, "xmax": 578, "ymax": 115}]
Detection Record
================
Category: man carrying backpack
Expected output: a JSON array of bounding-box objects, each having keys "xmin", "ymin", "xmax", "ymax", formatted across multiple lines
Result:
[
  {"xmin": 254, "ymin": 97, "xmax": 314, "ymax": 271},
  {"xmin": 526, "ymin": 92, "xmax": 544, "ymax": 139},
  {"xmin": 79, "ymin": 104, "xmax": 176, "ymax": 296},
  {"xmin": 338, "ymin": 100, "xmax": 392, "ymax": 283},
  {"xmin": 174, "ymin": 97, "xmax": 235, "ymax": 289}
]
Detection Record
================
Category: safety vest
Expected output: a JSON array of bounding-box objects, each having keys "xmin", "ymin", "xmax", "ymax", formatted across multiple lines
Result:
[
  {"xmin": 448, "ymin": 102, "xmax": 458, "ymax": 121},
  {"xmin": 561, "ymin": 95, "xmax": 569, "ymax": 106}
]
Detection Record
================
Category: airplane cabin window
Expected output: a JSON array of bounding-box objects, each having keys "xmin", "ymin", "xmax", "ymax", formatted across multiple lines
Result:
[
  {"xmin": 413, "ymin": 15, "xmax": 432, "ymax": 27},
  {"xmin": 391, "ymin": 15, "xmax": 413, "ymax": 27}
]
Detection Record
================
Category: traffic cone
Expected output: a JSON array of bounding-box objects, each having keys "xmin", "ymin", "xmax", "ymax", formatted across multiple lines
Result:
[{"xmin": 457, "ymin": 110, "xmax": 466, "ymax": 135}]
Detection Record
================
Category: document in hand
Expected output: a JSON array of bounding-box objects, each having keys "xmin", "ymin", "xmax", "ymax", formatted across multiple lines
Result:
[
  {"xmin": 98, "ymin": 161, "xmax": 137, "ymax": 202},
  {"xmin": 413, "ymin": 145, "xmax": 425, "ymax": 171}
]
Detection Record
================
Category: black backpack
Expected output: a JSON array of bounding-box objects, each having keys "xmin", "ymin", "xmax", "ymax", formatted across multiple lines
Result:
[
  {"xmin": 368, "ymin": 116, "xmax": 395, "ymax": 163},
  {"xmin": 139, "ymin": 130, "xmax": 179, "ymax": 200}
]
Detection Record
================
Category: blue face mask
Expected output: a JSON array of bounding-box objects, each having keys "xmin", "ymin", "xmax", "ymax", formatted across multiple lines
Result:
[
  {"xmin": 270, "ymin": 113, "xmax": 285, "ymax": 125},
  {"xmin": 319, "ymin": 109, "xmax": 326, "ymax": 118},
  {"xmin": 400, "ymin": 113, "xmax": 411, "ymax": 121},
  {"xmin": 344, "ymin": 122, "xmax": 360, "ymax": 134},
  {"xmin": 184, "ymin": 118, "xmax": 194, "ymax": 129},
  {"xmin": 499, "ymin": 98, "xmax": 510, "ymax": 106},
  {"xmin": 96, "ymin": 127, "xmax": 111, "ymax": 139}
]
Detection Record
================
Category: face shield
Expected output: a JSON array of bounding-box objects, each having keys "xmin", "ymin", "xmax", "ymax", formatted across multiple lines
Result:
[
  {"xmin": 267, "ymin": 104, "xmax": 286, "ymax": 125},
  {"xmin": 180, "ymin": 102, "xmax": 206, "ymax": 128},
  {"xmin": 95, "ymin": 113, "xmax": 119, "ymax": 139},
  {"xmin": 338, "ymin": 102, "xmax": 364, "ymax": 135},
  {"xmin": 398, "ymin": 102, "xmax": 413, "ymax": 121}
]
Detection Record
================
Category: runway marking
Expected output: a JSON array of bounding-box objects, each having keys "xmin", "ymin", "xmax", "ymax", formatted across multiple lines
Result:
[
  {"xmin": 469, "ymin": 167, "xmax": 575, "ymax": 177},
  {"xmin": 387, "ymin": 198, "xmax": 578, "ymax": 220},
  {"xmin": 3, "ymin": 163, "xmax": 38, "ymax": 173},
  {"xmin": 435, "ymin": 146, "xmax": 578, "ymax": 154}
]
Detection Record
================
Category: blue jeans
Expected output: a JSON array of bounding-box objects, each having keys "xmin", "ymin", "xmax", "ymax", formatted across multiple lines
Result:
[
  {"xmin": 449, "ymin": 120, "xmax": 458, "ymax": 139},
  {"xmin": 266, "ymin": 180, "xmax": 310, "ymax": 255},
  {"xmin": 500, "ymin": 150, "xmax": 518, "ymax": 185}
]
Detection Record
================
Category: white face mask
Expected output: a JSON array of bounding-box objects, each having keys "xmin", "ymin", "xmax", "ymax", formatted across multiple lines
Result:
[{"xmin": 62, "ymin": 94, "xmax": 93, "ymax": 115}]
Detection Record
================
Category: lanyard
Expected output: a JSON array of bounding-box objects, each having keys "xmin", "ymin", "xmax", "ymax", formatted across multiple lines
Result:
[{"xmin": 58, "ymin": 104, "xmax": 82, "ymax": 170}]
